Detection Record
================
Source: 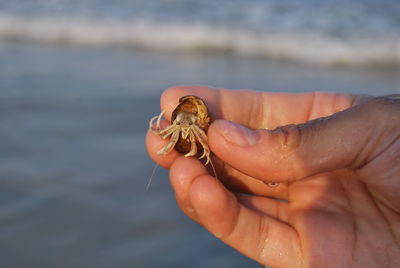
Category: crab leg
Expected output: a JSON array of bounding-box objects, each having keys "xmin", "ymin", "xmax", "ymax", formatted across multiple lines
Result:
[
  {"xmin": 184, "ymin": 131, "xmax": 197, "ymax": 157},
  {"xmin": 193, "ymin": 125, "xmax": 208, "ymax": 146},
  {"xmin": 193, "ymin": 125, "xmax": 210, "ymax": 165},
  {"xmin": 160, "ymin": 125, "xmax": 179, "ymax": 139},
  {"xmin": 157, "ymin": 129, "xmax": 180, "ymax": 155},
  {"xmin": 149, "ymin": 110, "xmax": 165, "ymax": 132},
  {"xmin": 150, "ymin": 120, "xmax": 178, "ymax": 139},
  {"xmin": 149, "ymin": 115, "xmax": 160, "ymax": 132},
  {"xmin": 150, "ymin": 110, "xmax": 180, "ymax": 137},
  {"xmin": 155, "ymin": 110, "xmax": 165, "ymax": 129}
]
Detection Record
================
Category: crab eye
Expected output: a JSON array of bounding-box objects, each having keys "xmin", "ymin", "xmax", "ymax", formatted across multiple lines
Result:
[
  {"xmin": 176, "ymin": 122, "xmax": 180, "ymax": 125},
  {"xmin": 189, "ymin": 122, "xmax": 193, "ymax": 125}
]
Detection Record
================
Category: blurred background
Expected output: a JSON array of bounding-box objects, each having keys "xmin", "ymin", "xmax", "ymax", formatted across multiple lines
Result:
[{"xmin": 0, "ymin": 1, "xmax": 399, "ymax": 267}]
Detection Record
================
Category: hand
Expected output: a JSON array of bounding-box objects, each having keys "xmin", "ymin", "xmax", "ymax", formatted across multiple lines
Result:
[{"xmin": 146, "ymin": 86, "xmax": 400, "ymax": 267}]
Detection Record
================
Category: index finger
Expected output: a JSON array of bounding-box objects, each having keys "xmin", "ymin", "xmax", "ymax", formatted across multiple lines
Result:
[{"xmin": 160, "ymin": 86, "xmax": 355, "ymax": 129}]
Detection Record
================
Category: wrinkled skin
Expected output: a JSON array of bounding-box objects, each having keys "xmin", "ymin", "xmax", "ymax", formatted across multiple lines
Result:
[{"xmin": 146, "ymin": 86, "xmax": 400, "ymax": 268}]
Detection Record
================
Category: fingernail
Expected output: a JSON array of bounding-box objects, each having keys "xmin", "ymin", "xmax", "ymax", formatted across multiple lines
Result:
[{"xmin": 214, "ymin": 120, "xmax": 259, "ymax": 146}]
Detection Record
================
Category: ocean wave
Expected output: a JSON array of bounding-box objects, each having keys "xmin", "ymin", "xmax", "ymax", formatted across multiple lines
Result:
[{"xmin": 0, "ymin": 14, "xmax": 399, "ymax": 67}]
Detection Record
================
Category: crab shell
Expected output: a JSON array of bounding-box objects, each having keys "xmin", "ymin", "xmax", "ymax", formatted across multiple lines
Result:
[{"xmin": 171, "ymin": 95, "xmax": 211, "ymax": 154}]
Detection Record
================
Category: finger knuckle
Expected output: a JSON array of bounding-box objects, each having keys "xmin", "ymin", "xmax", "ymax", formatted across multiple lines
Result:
[
  {"xmin": 272, "ymin": 124, "xmax": 304, "ymax": 152},
  {"xmin": 367, "ymin": 95, "xmax": 400, "ymax": 112},
  {"xmin": 362, "ymin": 95, "xmax": 400, "ymax": 127}
]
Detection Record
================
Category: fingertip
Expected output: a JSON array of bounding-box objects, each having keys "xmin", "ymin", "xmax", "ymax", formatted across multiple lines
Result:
[
  {"xmin": 160, "ymin": 85, "xmax": 220, "ymax": 120},
  {"xmin": 145, "ymin": 129, "xmax": 180, "ymax": 168},
  {"xmin": 169, "ymin": 156, "xmax": 209, "ymax": 201},
  {"xmin": 189, "ymin": 175, "xmax": 222, "ymax": 209},
  {"xmin": 209, "ymin": 119, "xmax": 261, "ymax": 149},
  {"xmin": 169, "ymin": 157, "xmax": 211, "ymax": 222},
  {"xmin": 207, "ymin": 120, "xmax": 275, "ymax": 181},
  {"xmin": 160, "ymin": 86, "xmax": 186, "ymax": 120},
  {"xmin": 189, "ymin": 174, "xmax": 239, "ymax": 237}
]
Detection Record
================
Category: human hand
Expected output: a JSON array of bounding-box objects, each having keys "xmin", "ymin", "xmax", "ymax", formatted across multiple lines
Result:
[{"xmin": 146, "ymin": 86, "xmax": 400, "ymax": 267}]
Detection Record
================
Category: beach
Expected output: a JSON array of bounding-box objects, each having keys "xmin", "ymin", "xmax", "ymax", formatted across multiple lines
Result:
[{"xmin": 0, "ymin": 1, "xmax": 399, "ymax": 267}]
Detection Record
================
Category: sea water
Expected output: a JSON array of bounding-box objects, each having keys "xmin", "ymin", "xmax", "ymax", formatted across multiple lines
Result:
[
  {"xmin": 0, "ymin": 0, "xmax": 399, "ymax": 67},
  {"xmin": 0, "ymin": 1, "xmax": 399, "ymax": 268}
]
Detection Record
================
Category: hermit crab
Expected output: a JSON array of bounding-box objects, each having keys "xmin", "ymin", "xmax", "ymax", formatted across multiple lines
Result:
[
  {"xmin": 149, "ymin": 95, "xmax": 279, "ymax": 188},
  {"xmin": 149, "ymin": 95, "xmax": 212, "ymax": 165}
]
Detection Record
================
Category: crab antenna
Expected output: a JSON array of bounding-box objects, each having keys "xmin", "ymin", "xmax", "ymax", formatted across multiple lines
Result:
[
  {"xmin": 209, "ymin": 157, "xmax": 218, "ymax": 180},
  {"xmin": 146, "ymin": 162, "xmax": 159, "ymax": 191}
]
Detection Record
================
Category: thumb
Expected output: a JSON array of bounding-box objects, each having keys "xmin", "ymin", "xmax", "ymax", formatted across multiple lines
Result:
[{"xmin": 208, "ymin": 99, "xmax": 392, "ymax": 182}]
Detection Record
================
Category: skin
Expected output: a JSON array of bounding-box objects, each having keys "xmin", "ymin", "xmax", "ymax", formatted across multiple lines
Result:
[{"xmin": 146, "ymin": 85, "xmax": 400, "ymax": 267}]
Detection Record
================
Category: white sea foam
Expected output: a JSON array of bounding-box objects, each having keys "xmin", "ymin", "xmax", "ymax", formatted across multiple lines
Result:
[{"xmin": 0, "ymin": 14, "xmax": 399, "ymax": 67}]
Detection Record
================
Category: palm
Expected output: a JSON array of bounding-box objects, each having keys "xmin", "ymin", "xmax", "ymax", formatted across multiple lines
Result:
[
  {"xmin": 284, "ymin": 171, "xmax": 379, "ymax": 267},
  {"xmin": 147, "ymin": 86, "xmax": 400, "ymax": 267}
]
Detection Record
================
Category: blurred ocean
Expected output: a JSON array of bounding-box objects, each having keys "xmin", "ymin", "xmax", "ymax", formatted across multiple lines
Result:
[
  {"xmin": 0, "ymin": 0, "xmax": 399, "ymax": 67},
  {"xmin": 0, "ymin": 1, "xmax": 399, "ymax": 268}
]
